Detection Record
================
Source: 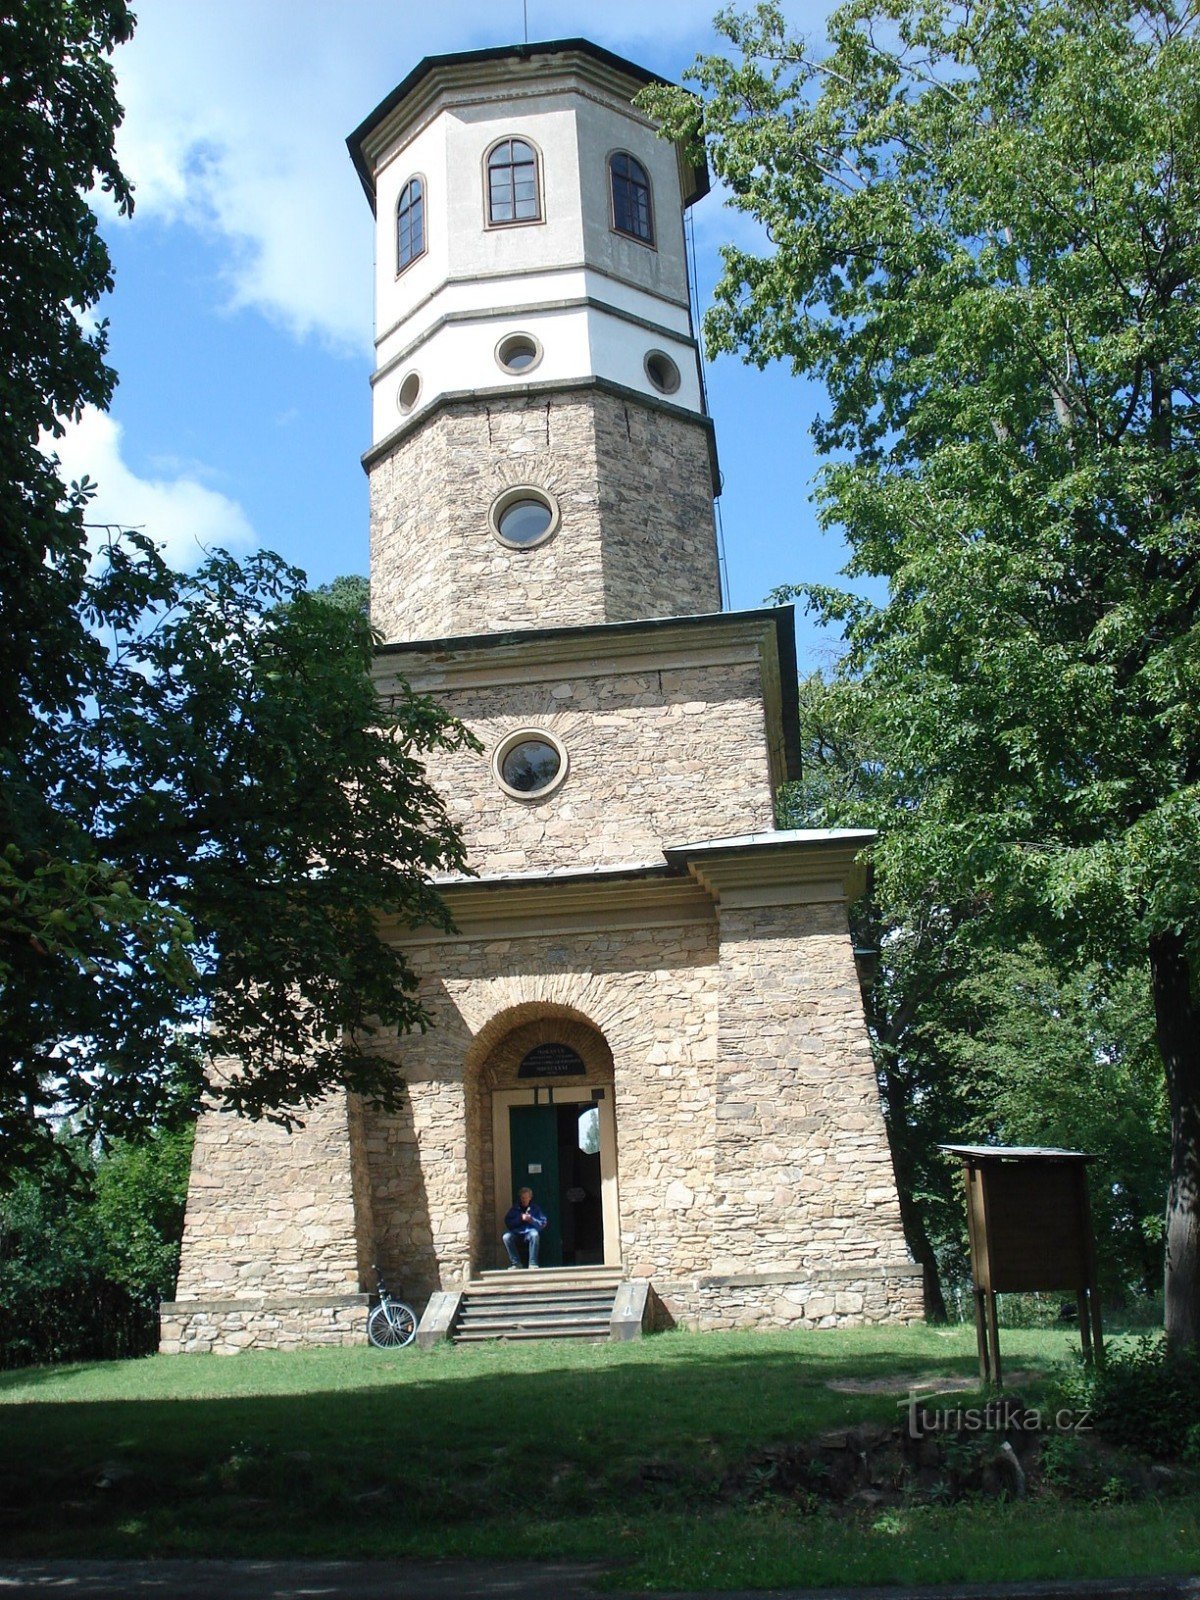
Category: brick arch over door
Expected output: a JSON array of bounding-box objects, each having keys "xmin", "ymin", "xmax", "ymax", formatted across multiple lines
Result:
[{"xmin": 463, "ymin": 1003, "xmax": 615, "ymax": 1274}]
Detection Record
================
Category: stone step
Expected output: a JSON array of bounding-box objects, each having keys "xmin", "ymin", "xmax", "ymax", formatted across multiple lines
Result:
[
  {"xmin": 458, "ymin": 1316, "xmax": 613, "ymax": 1336},
  {"xmin": 471, "ymin": 1268, "xmax": 620, "ymax": 1292},
  {"xmin": 472, "ymin": 1275, "xmax": 619, "ymax": 1285},
  {"xmin": 454, "ymin": 1327, "xmax": 606, "ymax": 1343},
  {"xmin": 458, "ymin": 1299, "xmax": 613, "ymax": 1319},
  {"xmin": 458, "ymin": 1291, "xmax": 616, "ymax": 1311},
  {"xmin": 454, "ymin": 1305, "xmax": 614, "ymax": 1318}
]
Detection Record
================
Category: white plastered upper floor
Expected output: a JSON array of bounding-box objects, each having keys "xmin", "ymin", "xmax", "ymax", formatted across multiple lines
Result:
[{"xmin": 367, "ymin": 68, "xmax": 702, "ymax": 447}]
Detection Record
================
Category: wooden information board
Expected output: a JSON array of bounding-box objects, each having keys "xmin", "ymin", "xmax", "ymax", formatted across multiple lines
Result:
[{"xmin": 942, "ymin": 1145, "xmax": 1104, "ymax": 1383}]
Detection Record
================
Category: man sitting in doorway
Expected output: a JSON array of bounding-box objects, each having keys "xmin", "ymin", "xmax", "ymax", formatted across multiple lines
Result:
[{"xmin": 503, "ymin": 1187, "xmax": 548, "ymax": 1269}]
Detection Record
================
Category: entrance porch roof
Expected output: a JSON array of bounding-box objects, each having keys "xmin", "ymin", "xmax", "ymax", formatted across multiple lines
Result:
[{"xmin": 381, "ymin": 828, "xmax": 874, "ymax": 945}]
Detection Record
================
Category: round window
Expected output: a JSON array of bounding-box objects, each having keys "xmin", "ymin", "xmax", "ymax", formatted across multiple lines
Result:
[
  {"xmin": 397, "ymin": 371, "xmax": 421, "ymax": 413},
  {"xmin": 489, "ymin": 485, "xmax": 561, "ymax": 550},
  {"xmin": 644, "ymin": 349, "xmax": 681, "ymax": 395},
  {"xmin": 493, "ymin": 729, "xmax": 569, "ymax": 800},
  {"xmin": 496, "ymin": 332, "xmax": 543, "ymax": 375}
]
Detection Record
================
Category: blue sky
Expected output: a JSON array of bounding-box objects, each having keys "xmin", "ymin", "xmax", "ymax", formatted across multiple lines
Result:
[{"xmin": 63, "ymin": 0, "xmax": 856, "ymax": 671}]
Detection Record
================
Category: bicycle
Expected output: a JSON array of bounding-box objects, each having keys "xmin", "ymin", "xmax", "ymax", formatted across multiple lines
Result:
[{"xmin": 367, "ymin": 1264, "xmax": 417, "ymax": 1349}]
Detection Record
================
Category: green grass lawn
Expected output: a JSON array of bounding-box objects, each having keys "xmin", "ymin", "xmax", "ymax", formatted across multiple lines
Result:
[{"xmin": 1, "ymin": 1324, "xmax": 1196, "ymax": 1589}]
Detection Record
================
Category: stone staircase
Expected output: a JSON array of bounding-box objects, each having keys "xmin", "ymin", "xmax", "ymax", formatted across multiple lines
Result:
[
  {"xmin": 418, "ymin": 1266, "xmax": 652, "ymax": 1345},
  {"xmin": 455, "ymin": 1266, "xmax": 622, "ymax": 1343}
]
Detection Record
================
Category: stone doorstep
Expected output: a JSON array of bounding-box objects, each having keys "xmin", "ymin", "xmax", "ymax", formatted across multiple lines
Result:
[{"xmin": 469, "ymin": 1267, "xmax": 623, "ymax": 1296}]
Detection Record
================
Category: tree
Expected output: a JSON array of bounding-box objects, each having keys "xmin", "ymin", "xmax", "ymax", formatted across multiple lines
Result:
[
  {"xmin": 946, "ymin": 946, "xmax": 1168, "ymax": 1299},
  {"xmin": 0, "ymin": 1126, "xmax": 193, "ymax": 1366},
  {"xmin": 0, "ymin": 0, "xmax": 132, "ymax": 734},
  {"xmin": 788, "ymin": 675, "xmax": 1168, "ymax": 1313},
  {"xmin": 645, "ymin": 0, "xmax": 1200, "ymax": 1348},
  {"xmin": 3, "ymin": 544, "xmax": 474, "ymax": 1173},
  {"xmin": 1, "ymin": 6, "xmax": 474, "ymax": 1174},
  {"xmin": 313, "ymin": 573, "xmax": 370, "ymax": 618}
]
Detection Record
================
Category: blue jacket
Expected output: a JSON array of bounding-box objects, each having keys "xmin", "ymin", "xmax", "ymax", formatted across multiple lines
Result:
[{"xmin": 504, "ymin": 1201, "xmax": 547, "ymax": 1233}]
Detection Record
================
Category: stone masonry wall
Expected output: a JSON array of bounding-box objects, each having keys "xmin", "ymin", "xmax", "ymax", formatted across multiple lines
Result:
[
  {"xmin": 368, "ymin": 906, "xmax": 921, "ymax": 1328},
  {"xmin": 163, "ymin": 897, "xmax": 921, "ymax": 1349},
  {"xmin": 159, "ymin": 1295, "xmax": 368, "ymax": 1356},
  {"xmin": 685, "ymin": 899, "xmax": 923, "ymax": 1328},
  {"xmin": 403, "ymin": 659, "xmax": 776, "ymax": 875},
  {"xmin": 368, "ymin": 390, "xmax": 720, "ymax": 644},
  {"xmin": 365, "ymin": 919, "xmax": 721, "ymax": 1302},
  {"xmin": 162, "ymin": 1090, "xmax": 369, "ymax": 1352}
]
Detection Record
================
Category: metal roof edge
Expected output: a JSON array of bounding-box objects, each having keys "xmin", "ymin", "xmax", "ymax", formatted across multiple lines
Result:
[
  {"xmin": 348, "ymin": 39, "xmax": 707, "ymax": 209},
  {"xmin": 372, "ymin": 604, "xmax": 785, "ymax": 662},
  {"xmin": 663, "ymin": 827, "xmax": 877, "ymax": 861}
]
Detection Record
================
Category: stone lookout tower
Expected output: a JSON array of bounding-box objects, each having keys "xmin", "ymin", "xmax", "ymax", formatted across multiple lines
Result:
[{"xmin": 161, "ymin": 40, "xmax": 921, "ymax": 1353}]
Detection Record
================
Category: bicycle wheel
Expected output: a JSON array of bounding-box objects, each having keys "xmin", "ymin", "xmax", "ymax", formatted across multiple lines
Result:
[{"xmin": 368, "ymin": 1299, "xmax": 417, "ymax": 1349}]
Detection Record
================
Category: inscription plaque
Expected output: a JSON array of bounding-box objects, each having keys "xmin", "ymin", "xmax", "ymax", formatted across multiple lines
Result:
[{"xmin": 518, "ymin": 1043, "xmax": 586, "ymax": 1079}]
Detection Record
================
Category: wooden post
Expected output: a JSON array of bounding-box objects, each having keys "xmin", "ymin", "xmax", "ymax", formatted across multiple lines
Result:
[
  {"xmin": 1078, "ymin": 1162, "xmax": 1105, "ymax": 1369},
  {"xmin": 973, "ymin": 1287, "xmax": 991, "ymax": 1383},
  {"xmin": 1077, "ymin": 1289, "xmax": 1093, "ymax": 1362},
  {"xmin": 985, "ymin": 1288, "xmax": 1002, "ymax": 1386},
  {"xmin": 1089, "ymin": 1287, "xmax": 1105, "ymax": 1369}
]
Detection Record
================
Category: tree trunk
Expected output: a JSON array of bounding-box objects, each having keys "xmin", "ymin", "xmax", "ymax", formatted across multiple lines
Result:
[
  {"xmin": 1123, "ymin": 1185, "xmax": 1163, "ymax": 1298},
  {"xmin": 879, "ymin": 1065, "xmax": 949, "ymax": 1322},
  {"xmin": 1149, "ymin": 931, "xmax": 1200, "ymax": 1356}
]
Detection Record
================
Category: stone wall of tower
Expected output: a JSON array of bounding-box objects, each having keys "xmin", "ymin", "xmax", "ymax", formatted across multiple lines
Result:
[
  {"xmin": 697, "ymin": 899, "xmax": 917, "ymax": 1328},
  {"xmin": 160, "ymin": 1090, "xmax": 370, "ymax": 1354},
  {"xmin": 408, "ymin": 657, "xmax": 777, "ymax": 875},
  {"xmin": 368, "ymin": 387, "xmax": 720, "ymax": 643}
]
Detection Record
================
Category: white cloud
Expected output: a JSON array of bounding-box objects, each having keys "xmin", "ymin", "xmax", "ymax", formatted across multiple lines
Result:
[
  {"xmin": 106, "ymin": 3, "xmax": 743, "ymax": 354},
  {"xmin": 108, "ymin": 2, "xmax": 833, "ymax": 354},
  {"xmin": 53, "ymin": 408, "xmax": 255, "ymax": 568},
  {"xmin": 112, "ymin": 2, "xmax": 374, "ymax": 352}
]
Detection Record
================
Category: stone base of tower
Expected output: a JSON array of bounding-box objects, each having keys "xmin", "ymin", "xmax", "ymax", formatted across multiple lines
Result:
[
  {"xmin": 159, "ymin": 1293, "xmax": 370, "ymax": 1355},
  {"xmin": 161, "ymin": 1084, "xmax": 375, "ymax": 1355},
  {"xmin": 164, "ymin": 834, "xmax": 925, "ymax": 1353},
  {"xmin": 652, "ymin": 1265, "xmax": 925, "ymax": 1332}
]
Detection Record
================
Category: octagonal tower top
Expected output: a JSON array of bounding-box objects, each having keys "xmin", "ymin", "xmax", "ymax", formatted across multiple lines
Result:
[
  {"xmin": 349, "ymin": 41, "xmax": 711, "ymax": 458},
  {"xmin": 350, "ymin": 40, "xmax": 722, "ymax": 642},
  {"xmin": 348, "ymin": 39, "xmax": 709, "ymax": 212}
]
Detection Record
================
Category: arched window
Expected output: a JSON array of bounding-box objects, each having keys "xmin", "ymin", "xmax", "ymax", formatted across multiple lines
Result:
[
  {"xmin": 610, "ymin": 152, "xmax": 654, "ymax": 245},
  {"xmin": 396, "ymin": 177, "xmax": 425, "ymax": 272},
  {"xmin": 487, "ymin": 138, "xmax": 541, "ymax": 225}
]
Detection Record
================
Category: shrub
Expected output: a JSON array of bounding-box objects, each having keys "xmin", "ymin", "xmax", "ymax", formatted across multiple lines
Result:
[
  {"xmin": 1062, "ymin": 1334, "xmax": 1200, "ymax": 1461},
  {"xmin": 0, "ymin": 1126, "xmax": 192, "ymax": 1368}
]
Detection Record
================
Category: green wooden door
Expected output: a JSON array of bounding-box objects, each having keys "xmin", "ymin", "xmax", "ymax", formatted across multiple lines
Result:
[{"xmin": 508, "ymin": 1105, "xmax": 563, "ymax": 1266}]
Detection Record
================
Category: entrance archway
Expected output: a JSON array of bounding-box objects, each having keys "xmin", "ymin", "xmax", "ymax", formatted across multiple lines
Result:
[{"xmin": 466, "ymin": 1010, "xmax": 620, "ymax": 1272}]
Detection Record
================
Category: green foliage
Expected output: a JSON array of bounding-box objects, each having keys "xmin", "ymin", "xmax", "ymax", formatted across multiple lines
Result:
[
  {"xmin": 3, "ymin": 542, "xmax": 475, "ymax": 1168},
  {"xmin": 647, "ymin": 0, "xmax": 1200, "ymax": 1343},
  {"xmin": 944, "ymin": 947, "xmax": 1168, "ymax": 1295},
  {"xmin": 93, "ymin": 1125, "xmax": 194, "ymax": 1300},
  {"xmin": 1061, "ymin": 1333, "xmax": 1200, "ymax": 1461},
  {"xmin": 1036, "ymin": 1433, "xmax": 1142, "ymax": 1505},
  {"xmin": 783, "ymin": 675, "xmax": 1167, "ymax": 1307},
  {"xmin": 0, "ymin": 0, "xmax": 133, "ymax": 740},
  {"xmin": 0, "ymin": 9, "xmax": 474, "ymax": 1174},
  {"xmin": 312, "ymin": 574, "xmax": 370, "ymax": 618},
  {"xmin": 0, "ymin": 1126, "xmax": 192, "ymax": 1367},
  {"xmin": 653, "ymin": 0, "xmax": 1200, "ymax": 959}
]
